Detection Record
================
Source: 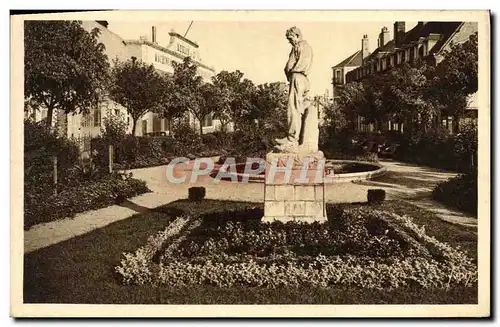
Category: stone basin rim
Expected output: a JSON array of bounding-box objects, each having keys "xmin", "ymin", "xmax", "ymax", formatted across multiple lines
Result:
[{"xmin": 210, "ymin": 157, "xmax": 387, "ymax": 183}]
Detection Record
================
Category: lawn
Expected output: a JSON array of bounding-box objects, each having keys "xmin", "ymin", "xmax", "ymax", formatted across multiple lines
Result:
[{"xmin": 24, "ymin": 199, "xmax": 477, "ymax": 304}]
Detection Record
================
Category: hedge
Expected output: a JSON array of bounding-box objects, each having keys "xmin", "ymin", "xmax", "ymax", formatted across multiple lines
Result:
[
  {"xmin": 24, "ymin": 172, "xmax": 150, "ymax": 229},
  {"xmin": 432, "ymin": 170, "xmax": 477, "ymax": 216},
  {"xmin": 393, "ymin": 126, "xmax": 477, "ymax": 173},
  {"xmin": 24, "ymin": 120, "xmax": 81, "ymax": 189},
  {"xmin": 91, "ymin": 124, "xmax": 281, "ymax": 170}
]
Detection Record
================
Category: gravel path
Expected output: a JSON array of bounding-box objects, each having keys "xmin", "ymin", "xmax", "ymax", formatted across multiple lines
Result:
[{"xmin": 24, "ymin": 160, "xmax": 476, "ymax": 253}]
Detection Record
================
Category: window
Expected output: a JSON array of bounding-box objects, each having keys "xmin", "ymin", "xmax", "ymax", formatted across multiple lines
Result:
[
  {"xmin": 153, "ymin": 114, "xmax": 162, "ymax": 132},
  {"xmin": 163, "ymin": 118, "xmax": 170, "ymax": 133},
  {"xmin": 155, "ymin": 53, "xmax": 171, "ymax": 66},
  {"xmin": 202, "ymin": 113, "xmax": 213, "ymax": 127},
  {"xmin": 93, "ymin": 108, "xmax": 101, "ymax": 127},
  {"xmin": 418, "ymin": 45, "xmax": 424, "ymax": 59},
  {"xmin": 41, "ymin": 109, "xmax": 48, "ymax": 121},
  {"xmin": 334, "ymin": 69, "xmax": 342, "ymax": 84},
  {"xmin": 142, "ymin": 120, "xmax": 148, "ymax": 135},
  {"xmin": 81, "ymin": 113, "xmax": 90, "ymax": 127},
  {"xmin": 177, "ymin": 44, "xmax": 190, "ymax": 55}
]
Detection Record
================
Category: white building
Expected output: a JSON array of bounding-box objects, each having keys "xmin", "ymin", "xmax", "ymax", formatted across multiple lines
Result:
[{"xmin": 30, "ymin": 20, "xmax": 221, "ymax": 154}]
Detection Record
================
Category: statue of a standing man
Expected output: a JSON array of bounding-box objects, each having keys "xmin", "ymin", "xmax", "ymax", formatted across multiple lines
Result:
[{"xmin": 275, "ymin": 26, "xmax": 314, "ymax": 152}]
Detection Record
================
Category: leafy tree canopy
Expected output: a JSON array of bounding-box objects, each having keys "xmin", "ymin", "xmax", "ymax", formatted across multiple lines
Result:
[
  {"xmin": 109, "ymin": 58, "xmax": 165, "ymax": 135},
  {"xmin": 24, "ymin": 20, "xmax": 110, "ymax": 127}
]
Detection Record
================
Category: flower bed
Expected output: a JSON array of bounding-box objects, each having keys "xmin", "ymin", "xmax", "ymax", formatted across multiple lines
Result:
[{"xmin": 116, "ymin": 207, "xmax": 477, "ymax": 290}]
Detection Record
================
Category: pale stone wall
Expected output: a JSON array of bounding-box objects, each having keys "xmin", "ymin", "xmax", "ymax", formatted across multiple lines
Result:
[{"xmin": 262, "ymin": 152, "xmax": 327, "ymax": 223}]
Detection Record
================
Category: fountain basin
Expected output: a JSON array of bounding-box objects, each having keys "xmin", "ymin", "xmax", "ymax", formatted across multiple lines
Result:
[{"xmin": 210, "ymin": 158, "xmax": 386, "ymax": 183}]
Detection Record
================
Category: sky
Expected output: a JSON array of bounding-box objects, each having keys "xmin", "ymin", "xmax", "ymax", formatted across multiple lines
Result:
[{"xmin": 107, "ymin": 20, "xmax": 417, "ymax": 96}]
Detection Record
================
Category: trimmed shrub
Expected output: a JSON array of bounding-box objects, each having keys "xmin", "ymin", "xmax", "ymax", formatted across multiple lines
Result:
[
  {"xmin": 319, "ymin": 127, "xmax": 381, "ymax": 162},
  {"xmin": 188, "ymin": 187, "xmax": 206, "ymax": 201},
  {"xmin": 24, "ymin": 172, "xmax": 150, "ymax": 229},
  {"xmin": 393, "ymin": 127, "xmax": 477, "ymax": 173},
  {"xmin": 24, "ymin": 119, "xmax": 81, "ymax": 191},
  {"xmin": 91, "ymin": 135, "xmax": 174, "ymax": 170},
  {"xmin": 201, "ymin": 133, "xmax": 219, "ymax": 150},
  {"xmin": 432, "ymin": 170, "xmax": 477, "ymax": 216},
  {"xmin": 367, "ymin": 189, "xmax": 386, "ymax": 204},
  {"xmin": 172, "ymin": 120, "xmax": 203, "ymax": 154},
  {"xmin": 100, "ymin": 110, "xmax": 128, "ymax": 146}
]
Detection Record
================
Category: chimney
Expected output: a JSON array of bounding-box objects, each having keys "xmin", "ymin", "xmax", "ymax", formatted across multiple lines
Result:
[
  {"xmin": 361, "ymin": 34, "xmax": 369, "ymax": 61},
  {"xmin": 152, "ymin": 26, "xmax": 157, "ymax": 43},
  {"xmin": 378, "ymin": 26, "xmax": 390, "ymax": 47},
  {"xmin": 394, "ymin": 21, "xmax": 406, "ymax": 47}
]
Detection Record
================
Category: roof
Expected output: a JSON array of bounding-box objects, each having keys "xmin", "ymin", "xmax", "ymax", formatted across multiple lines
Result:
[
  {"xmin": 363, "ymin": 40, "xmax": 395, "ymax": 62},
  {"xmin": 362, "ymin": 22, "xmax": 463, "ymax": 62},
  {"xmin": 401, "ymin": 22, "xmax": 463, "ymax": 54},
  {"xmin": 168, "ymin": 31, "xmax": 199, "ymax": 48},
  {"xmin": 332, "ymin": 50, "xmax": 363, "ymax": 68},
  {"xmin": 125, "ymin": 39, "xmax": 215, "ymax": 72}
]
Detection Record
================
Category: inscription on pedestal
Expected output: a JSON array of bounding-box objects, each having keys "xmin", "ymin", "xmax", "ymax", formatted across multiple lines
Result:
[{"xmin": 263, "ymin": 151, "xmax": 327, "ymax": 224}]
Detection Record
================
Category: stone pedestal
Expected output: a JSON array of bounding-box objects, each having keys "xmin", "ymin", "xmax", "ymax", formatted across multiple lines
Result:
[{"xmin": 262, "ymin": 150, "xmax": 327, "ymax": 223}]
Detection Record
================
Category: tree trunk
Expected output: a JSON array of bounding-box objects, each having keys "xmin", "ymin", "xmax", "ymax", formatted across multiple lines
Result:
[
  {"xmin": 220, "ymin": 119, "xmax": 228, "ymax": 133},
  {"xmin": 131, "ymin": 117, "xmax": 137, "ymax": 136},
  {"xmin": 167, "ymin": 119, "xmax": 172, "ymax": 136},
  {"xmin": 435, "ymin": 110, "xmax": 442, "ymax": 129},
  {"xmin": 46, "ymin": 105, "xmax": 54, "ymax": 128},
  {"xmin": 453, "ymin": 115, "xmax": 460, "ymax": 134},
  {"xmin": 199, "ymin": 118, "xmax": 203, "ymax": 135}
]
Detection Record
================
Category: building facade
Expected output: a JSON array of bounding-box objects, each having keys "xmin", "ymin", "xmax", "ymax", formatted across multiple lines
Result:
[
  {"xmin": 30, "ymin": 20, "xmax": 220, "ymax": 155},
  {"xmin": 331, "ymin": 46, "xmax": 364, "ymax": 106},
  {"xmin": 335, "ymin": 21, "xmax": 478, "ymax": 132},
  {"xmin": 77, "ymin": 21, "xmax": 218, "ymax": 139}
]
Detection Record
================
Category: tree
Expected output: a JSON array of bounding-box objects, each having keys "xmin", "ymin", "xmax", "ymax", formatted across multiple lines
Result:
[
  {"xmin": 24, "ymin": 20, "xmax": 110, "ymax": 127},
  {"xmin": 171, "ymin": 57, "xmax": 211, "ymax": 135},
  {"xmin": 195, "ymin": 83, "xmax": 219, "ymax": 135},
  {"xmin": 155, "ymin": 75, "xmax": 185, "ymax": 135},
  {"xmin": 250, "ymin": 82, "xmax": 288, "ymax": 133},
  {"xmin": 382, "ymin": 62, "xmax": 436, "ymax": 133},
  {"xmin": 109, "ymin": 58, "xmax": 165, "ymax": 136},
  {"xmin": 361, "ymin": 75, "xmax": 387, "ymax": 130},
  {"xmin": 322, "ymin": 101, "xmax": 349, "ymax": 132},
  {"xmin": 100, "ymin": 109, "xmax": 128, "ymax": 144},
  {"xmin": 337, "ymin": 81, "xmax": 367, "ymax": 130},
  {"xmin": 430, "ymin": 32, "xmax": 478, "ymax": 133},
  {"xmin": 210, "ymin": 70, "xmax": 256, "ymax": 131}
]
